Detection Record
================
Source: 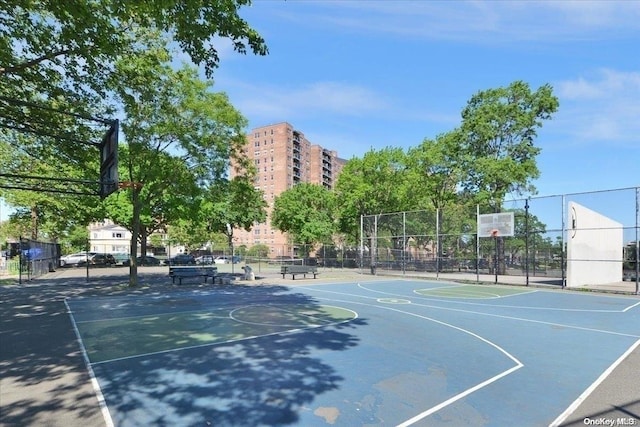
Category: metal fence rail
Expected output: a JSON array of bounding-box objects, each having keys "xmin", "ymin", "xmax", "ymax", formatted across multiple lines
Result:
[{"xmin": 360, "ymin": 187, "xmax": 639, "ymax": 294}]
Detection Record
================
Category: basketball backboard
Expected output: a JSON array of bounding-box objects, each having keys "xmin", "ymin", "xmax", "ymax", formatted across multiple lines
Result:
[
  {"xmin": 477, "ymin": 212, "xmax": 515, "ymax": 237},
  {"xmin": 100, "ymin": 119, "xmax": 119, "ymax": 198}
]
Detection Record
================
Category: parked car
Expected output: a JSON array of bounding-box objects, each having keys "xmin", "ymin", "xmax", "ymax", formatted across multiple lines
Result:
[
  {"xmin": 168, "ymin": 254, "xmax": 196, "ymax": 265},
  {"xmin": 60, "ymin": 252, "xmax": 115, "ymax": 267},
  {"xmin": 90, "ymin": 253, "xmax": 116, "ymax": 267},
  {"xmin": 138, "ymin": 256, "xmax": 161, "ymax": 266},
  {"xmin": 60, "ymin": 252, "xmax": 96, "ymax": 267},
  {"xmin": 122, "ymin": 255, "xmax": 162, "ymax": 266},
  {"xmin": 212, "ymin": 255, "xmax": 241, "ymax": 264},
  {"xmin": 112, "ymin": 252, "xmax": 130, "ymax": 265},
  {"xmin": 196, "ymin": 255, "xmax": 215, "ymax": 265}
]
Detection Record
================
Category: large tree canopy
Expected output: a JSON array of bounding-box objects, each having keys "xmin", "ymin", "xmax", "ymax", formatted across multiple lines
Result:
[
  {"xmin": 459, "ymin": 80, "xmax": 559, "ymax": 210},
  {"xmin": 0, "ymin": 0, "xmax": 267, "ymax": 90},
  {"xmin": 271, "ymin": 183, "xmax": 336, "ymax": 250},
  {"xmin": 108, "ymin": 40, "xmax": 251, "ymax": 285}
]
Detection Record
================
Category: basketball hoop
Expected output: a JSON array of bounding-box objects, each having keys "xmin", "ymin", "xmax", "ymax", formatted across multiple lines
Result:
[
  {"xmin": 118, "ymin": 181, "xmax": 143, "ymax": 190},
  {"xmin": 490, "ymin": 229, "xmax": 499, "ymax": 238}
]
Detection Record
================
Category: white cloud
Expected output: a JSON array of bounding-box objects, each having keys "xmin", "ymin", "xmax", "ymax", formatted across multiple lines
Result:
[
  {"xmin": 279, "ymin": 1, "xmax": 640, "ymax": 43},
  {"xmin": 229, "ymin": 80, "xmax": 388, "ymax": 121},
  {"xmin": 553, "ymin": 69, "xmax": 640, "ymax": 145}
]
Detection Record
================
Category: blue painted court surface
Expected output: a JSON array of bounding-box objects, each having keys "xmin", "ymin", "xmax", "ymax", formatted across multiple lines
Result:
[{"xmin": 66, "ymin": 280, "xmax": 640, "ymax": 426}]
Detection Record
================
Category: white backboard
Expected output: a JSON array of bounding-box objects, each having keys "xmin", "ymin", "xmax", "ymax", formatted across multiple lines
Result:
[{"xmin": 477, "ymin": 212, "xmax": 514, "ymax": 237}]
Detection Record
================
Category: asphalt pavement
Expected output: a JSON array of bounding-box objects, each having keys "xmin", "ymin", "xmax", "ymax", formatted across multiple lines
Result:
[{"xmin": 0, "ymin": 266, "xmax": 638, "ymax": 426}]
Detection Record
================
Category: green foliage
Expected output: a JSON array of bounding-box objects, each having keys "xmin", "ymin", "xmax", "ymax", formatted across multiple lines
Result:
[
  {"xmin": 246, "ymin": 243, "xmax": 269, "ymax": 258},
  {"xmin": 271, "ymin": 183, "xmax": 336, "ymax": 248},
  {"xmin": 405, "ymin": 130, "xmax": 464, "ymax": 211},
  {"xmin": 459, "ymin": 80, "xmax": 559, "ymax": 210},
  {"xmin": 334, "ymin": 147, "xmax": 409, "ymax": 243},
  {"xmin": 1, "ymin": 1, "xmax": 267, "ymax": 95},
  {"xmin": 201, "ymin": 173, "xmax": 267, "ymax": 245}
]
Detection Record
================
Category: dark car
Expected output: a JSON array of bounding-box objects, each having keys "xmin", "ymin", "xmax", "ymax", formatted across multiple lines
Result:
[
  {"xmin": 137, "ymin": 255, "xmax": 161, "ymax": 266},
  {"xmin": 122, "ymin": 255, "xmax": 162, "ymax": 266},
  {"xmin": 168, "ymin": 254, "xmax": 196, "ymax": 265},
  {"xmin": 196, "ymin": 255, "xmax": 215, "ymax": 265},
  {"xmin": 82, "ymin": 253, "xmax": 115, "ymax": 267}
]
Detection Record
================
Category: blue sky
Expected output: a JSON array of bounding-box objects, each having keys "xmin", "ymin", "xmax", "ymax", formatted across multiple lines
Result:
[
  {"xmin": 2, "ymin": 1, "xmax": 639, "ymax": 230},
  {"xmin": 203, "ymin": 0, "xmax": 639, "ymax": 199}
]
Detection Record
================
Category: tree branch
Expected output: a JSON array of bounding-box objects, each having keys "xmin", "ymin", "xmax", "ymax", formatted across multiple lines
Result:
[{"xmin": 0, "ymin": 48, "xmax": 72, "ymax": 75}]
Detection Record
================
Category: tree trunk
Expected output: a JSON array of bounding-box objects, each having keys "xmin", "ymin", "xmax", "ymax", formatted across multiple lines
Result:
[
  {"xmin": 30, "ymin": 205, "xmax": 38, "ymax": 240},
  {"xmin": 129, "ymin": 189, "xmax": 141, "ymax": 287}
]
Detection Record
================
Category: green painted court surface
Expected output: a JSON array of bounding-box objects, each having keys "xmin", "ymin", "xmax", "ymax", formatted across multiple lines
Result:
[
  {"xmin": 415, "ymin": 284, "xmax": 531, "ymax": 299},
  {"xmin": 77, "ymin": 304, "xmax": 357, "ymax": 363},
  {"xmin": 66, "ymin": 281, "xmax": 640, "ymax": 426}
]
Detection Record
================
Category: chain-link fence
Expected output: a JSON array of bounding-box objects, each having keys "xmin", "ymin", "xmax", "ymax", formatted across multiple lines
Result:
[
  {"xmin": 17, "ymin": 237, "xmax": 60, "ymax": 282},
  {"xmin": 361, "ymin": 187, "xmax": 639, "ymax": 293}
]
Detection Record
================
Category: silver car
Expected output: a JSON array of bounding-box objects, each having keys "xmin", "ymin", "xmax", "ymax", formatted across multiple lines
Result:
[{"xmin": 60, "ymin": 252, "xmax": 95, "ymax": 267}]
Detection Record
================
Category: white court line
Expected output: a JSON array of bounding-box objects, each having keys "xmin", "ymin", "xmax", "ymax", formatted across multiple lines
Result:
[
  {"xmin": 229, "ymin": 304, "xmax": 357, "ymax": 327},
  {"xmin": 397, "ymin": 364, "xmax": 523, "ymax": 427},
  {"xmin": 623, "ymin": 301, "xmax": 640, "ymax": 312},
  {"xmin": 416, "ymin": 289, "xmax": 504, "ymax": 299},
  {"xmin": 307, "ymin": 296, "xmax": 523, "ymax": 427},
  {"xmin": 64, "ymin": 299, "xmax": 114, "ymax": 427},
  {"xmin": 74, "ymin": 307, "xmax": 230, "ymax": 324},
  {"xmin": 357, "ymin": 283, "xmax": 632, "ymax": 313},
  {"xmin": 90, "ymin": 307, "xmax": 358, "ymax": 366},
  {"xmin": 549, "ymin": 338, "xmax": 640, "ymax": 427},
  {"xmin": 301, "ymin": 286, "xmax": 640, "ymax": 338}
]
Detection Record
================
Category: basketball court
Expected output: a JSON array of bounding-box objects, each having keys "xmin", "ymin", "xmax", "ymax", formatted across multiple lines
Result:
[{"xmin": 66, "ymin": 279, "xmax": 640, "ymax": 426}]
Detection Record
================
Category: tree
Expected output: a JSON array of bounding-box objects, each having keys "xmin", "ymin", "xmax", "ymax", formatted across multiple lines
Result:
[
  {"xmin": 459, "ymin": 80, "xmax": 559, "ymax": 210},
  {"xmin": 1, "ymin": 1, "xmax": 267, "ymax": 94},
  {"xmin": 109, "ymin": 40, "xmax": 251, "ymax": 286},
  {"xmin": 271, "ymin": 183, "xmax": 336, "ymax": 255},
  {"xmin": 201, "ymin": 174, "xmax": 267, "ymax": 256},
  {"xmin": 458, "ymin": 81, "xmax": 559, "ymax": 274},
  {"xmin": 1, "ymin": 2, "xmax": 268, "ymax": 263},
  {"xmin": 405, "ymin": 130, "xmax": 466, "ymax": 265},
  {"xmin": 104, "ymin": 146, "xmax": 201, "ymax": 257},
  {"xmin": 246, "ymin": 243, "xmax": 269, "ymax": 259},
  {"xmin": 334, "ymin": 148, "xmax": 409, "ymax": 243}
]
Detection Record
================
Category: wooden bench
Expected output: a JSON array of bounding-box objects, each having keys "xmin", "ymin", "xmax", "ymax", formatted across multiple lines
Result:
[
  {"xmin": 169, "ymin": 266, "xmax": 217, "ymax": 285},
  {"xmin": 280, "ymin": 265, "xmax": 319, "ymax": 280}
]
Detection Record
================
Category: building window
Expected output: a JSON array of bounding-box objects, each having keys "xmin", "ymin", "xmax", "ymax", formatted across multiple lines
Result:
[{"xmin": 93, "ymin": 233, "xmax": 98, "ymax": 238}]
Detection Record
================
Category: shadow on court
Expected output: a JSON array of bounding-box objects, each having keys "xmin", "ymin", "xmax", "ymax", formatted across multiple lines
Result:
[
  {"xmin": 0, "ymin": 280, "xmax": 125, "ymax": 426},
  {"xmin": 49, "ymin": 279, "xmax": 369, "ymax": 426},
  {"xmin": 92, "ymin": 288, "xmax": 368, "ymax": 426},
  {"xmin": 0, "ymin": 269, "xmax": 194, "ymax": 426}
]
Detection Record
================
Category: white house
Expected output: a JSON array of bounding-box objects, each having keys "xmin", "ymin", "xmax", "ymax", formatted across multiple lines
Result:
[
  {"xmin": 89, "ymin": 221, "xmax": 131, "ymax": 254},
  {"xmin": 88, "ymin": 220, "xmax": 185, "ymax": 257}
]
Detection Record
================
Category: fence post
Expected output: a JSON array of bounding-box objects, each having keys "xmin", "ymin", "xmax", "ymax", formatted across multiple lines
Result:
[
  {"xmin": 402, "ymin": 211, "xmax": 406, "ymax": 275},
  {"xmin": 561, "ymin": 195, "xmax": 566, "ymax": 288},
  {"xmin": 525, "ymin": 198, "xmax": 530, "ymax": 286},
  {"xmin": 636, "ymin": 187, "xmax": 640, "ymax": 295},
  {"xmin": 475, "ymin": 205, "xmax": 480, "ymax": 282}
]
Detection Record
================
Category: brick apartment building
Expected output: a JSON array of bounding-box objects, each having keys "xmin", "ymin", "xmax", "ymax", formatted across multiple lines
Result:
[{"xmin": 231, "ymin": 122, "xmax": 347, "ymax": 258}]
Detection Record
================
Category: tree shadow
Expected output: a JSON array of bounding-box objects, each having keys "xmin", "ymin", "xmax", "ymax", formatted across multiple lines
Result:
[
  {"xmin": 87, "ymin": 284, "xmax": 366, "ymax": 426},
  {"xmin": 1, "ymin": 277, "xmax": 367, "ymax": 426}
]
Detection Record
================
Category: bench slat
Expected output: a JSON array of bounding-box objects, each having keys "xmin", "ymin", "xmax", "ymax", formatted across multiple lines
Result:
[
  {"xmin": 280, "ymin": 265, "xmax": 319, "ymax": 279},
  {"xmin": 169, "ymin": 266, "xmax": 217, "ymax": 285}
]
